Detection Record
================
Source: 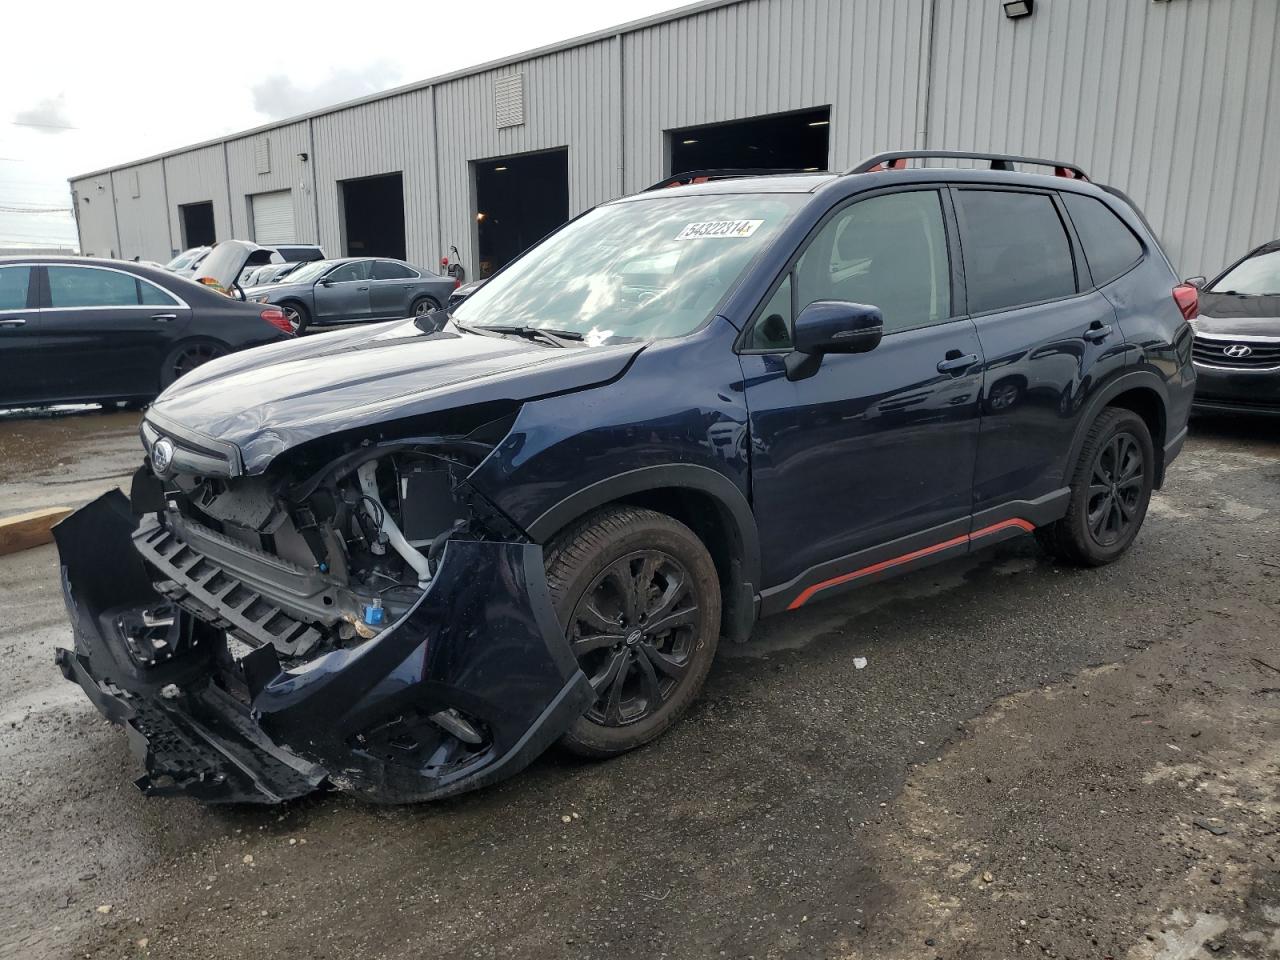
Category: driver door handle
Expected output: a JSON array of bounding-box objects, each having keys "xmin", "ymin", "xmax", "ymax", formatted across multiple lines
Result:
[
  {"xmin": 0, "ymin": 317, "xmax": 26, "ymax": 328},
  {"xmin": 937, "ymin": 351, "xmax": 978, "ymax": 374},
  {"xmin": 151, "ymin": 313, "xmax": 177, "ymax": 322},
  {"xmin": 357, "ymin": 286, "xmax": 369, "ymax": 291}
]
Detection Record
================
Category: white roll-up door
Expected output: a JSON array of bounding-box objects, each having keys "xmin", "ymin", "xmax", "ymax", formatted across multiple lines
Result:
[{"xmin": 251, "ymin": 190, "xmax": 294, "ymax": 245}]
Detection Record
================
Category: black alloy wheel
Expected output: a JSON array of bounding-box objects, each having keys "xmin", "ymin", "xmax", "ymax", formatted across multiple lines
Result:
[
  {"xmin": 162, "ymin": 341, "xmax": 227, "ymax": 387},
  {"xmin": 569, "ymin": 550, "xmax": 700, "ymax": 727},
  {"xmin": 1086, "ymin": 430, "xmax": 1145, "ymax": 547},
  {"xmin": 545, "ymin": 506, "xmax": 721, "ymax": 757},
  {"xmin": 1035, "ymin": 407, "xmax": 1155, "ymax": 566}
]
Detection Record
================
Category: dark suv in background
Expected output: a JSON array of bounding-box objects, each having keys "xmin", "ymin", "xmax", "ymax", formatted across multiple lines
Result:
[{"xmin": 56, "ymin": 151, "xmax": 1194, "ymax": 804}]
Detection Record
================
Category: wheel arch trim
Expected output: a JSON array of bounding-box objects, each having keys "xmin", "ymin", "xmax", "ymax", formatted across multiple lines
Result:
[
  {"xmin": 524, "ymin": 464, "xmax": 762, "ymax": 600},
  {"xmin": 1064, "ymin": 369, "xmax": 1169, "ymax": 488}
]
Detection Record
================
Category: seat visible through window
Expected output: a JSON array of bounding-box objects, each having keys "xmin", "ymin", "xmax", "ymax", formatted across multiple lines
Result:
[{"xmin": 796, "ymin": 190, "xmax": 951, "ymax": 334}]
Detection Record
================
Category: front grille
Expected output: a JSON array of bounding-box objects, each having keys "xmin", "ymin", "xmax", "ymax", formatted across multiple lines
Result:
[
  {"xmin": 1192, "ymin": 336, "xmax": 1280, "ymax": 369},
  {"xmin": 133, "ymin": 518, "xmax": 324, "ymax": 659},
  {"xmin": 141, "ymin": 417, "xmax": 243, "ymax": 478}
]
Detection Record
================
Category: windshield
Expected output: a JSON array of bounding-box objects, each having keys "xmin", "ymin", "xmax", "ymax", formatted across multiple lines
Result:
[
  {"xmin": 453, "ymin": 193, "xmax": 805, "ymax": 343},
  {"xmin": 165, "ymin": 248, "xmax": 204, "ymax": 269},
  {"xmin": 1209, "ymin": 248, "xmax": 1280, "ymax": 295},
  {"xmin": 285, "ymin": 260, "xmax": 336, "ymax": 284}
]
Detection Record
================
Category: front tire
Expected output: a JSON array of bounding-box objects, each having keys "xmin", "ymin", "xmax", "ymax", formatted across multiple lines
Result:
[
  {"xmin": 1036, "ymin": 408, "xmax": 1155, "ymax": 566},
  {"xmin": 281, "ymin": 301, "xmax": 309, "ymax": 334},
  {"xmin": 411, "ymin": 296, "xmax": 440, "ymax": 318},
  {"xmin": 545, "ymin": 507, "xmax": 721, "ymax": 758}
]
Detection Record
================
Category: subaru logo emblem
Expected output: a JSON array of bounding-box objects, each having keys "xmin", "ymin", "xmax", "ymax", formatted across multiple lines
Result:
[
  {"xmin": 1224, "ymin": 343, "xmax": 1252, "ymax": 358},
  {"xmin": 151, "ymin": 438, "xmax": 175, "ymax": 474}
]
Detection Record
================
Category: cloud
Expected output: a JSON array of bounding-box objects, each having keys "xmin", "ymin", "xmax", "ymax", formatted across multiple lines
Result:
[
  {"xmin": 13, "ymin": 94, "xmax": 74, "ymax": 134},
  {"xmin": 250, "ymin": 62, "xmax": 404, "ymax": 120}
]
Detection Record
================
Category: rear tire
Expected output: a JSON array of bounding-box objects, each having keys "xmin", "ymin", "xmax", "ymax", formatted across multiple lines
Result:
[
  {"xmin": 160, "ymin": 339, "xmax": 227, "ymax": 388},
  {"xmin": 545, "ymin": 506, "xmax": 721, "ymax": 758},
  {"xmin": 1036, "ymin": 408, "xmax": 1155, "ymax": 566}
]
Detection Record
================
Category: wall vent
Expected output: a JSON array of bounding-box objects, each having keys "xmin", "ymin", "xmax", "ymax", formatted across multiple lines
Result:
[
  {"xmin": 254, "ymin": 137, "xmax": 271, "ymax": 174},
  {"xmin": 128, "ymin": 171, "xmax": 140, "ymax": 198},
  {"xmin": 494, "ymin": 74, "xmax": 525, "ymax": 129}
]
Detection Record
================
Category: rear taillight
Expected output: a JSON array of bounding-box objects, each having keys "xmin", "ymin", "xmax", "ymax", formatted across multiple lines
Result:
[
  {"xmin": 260, "ymin": 306, "xmax": 293, "ymax": 334},
  {"xmin": 453, "ymin": 276, "xmax": 461, "ymax": 289},
  {"xmin": 1173, "ymin": 283, "xmax": 1199, "ymax": 322}
]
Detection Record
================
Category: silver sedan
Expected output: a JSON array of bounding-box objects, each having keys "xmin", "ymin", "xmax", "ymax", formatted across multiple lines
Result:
[{"xmin": 245, "ymin": 257, "xmax": 456, "ymax": 333}]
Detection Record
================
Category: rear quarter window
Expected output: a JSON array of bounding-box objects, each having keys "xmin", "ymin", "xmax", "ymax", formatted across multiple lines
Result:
[
  {"xmin": 1062, "ymin": 192, "xmax": 1144, "ymax": 286},
  {"xmin": 954, "ymin": 190, "xmax": 1077, "ymax": 314}
]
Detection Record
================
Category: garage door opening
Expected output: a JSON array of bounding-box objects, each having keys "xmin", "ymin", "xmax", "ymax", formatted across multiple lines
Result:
[
  {"xmin": 340, "ymin": 172, "xmax": 406, "ymax": 260},
  {"xmin": 179, "ymin": 201, "xmax": 215, "ymax": 248},
  {"xmin": 473, "ymin": 148, "xmax": 569, "ymax": 279},
  {"xmin": 250, "ymin": 190, "xmax": 295, "ymax": 246},
  {"xmin": 668, "ymin": 107, "xmax": 831, "ymax": 178}
]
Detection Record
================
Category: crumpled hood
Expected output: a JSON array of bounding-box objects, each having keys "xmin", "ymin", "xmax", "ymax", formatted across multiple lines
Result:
[{"xmin": 148, "ymin": 320, "xmax": 643, "ymax": 474}]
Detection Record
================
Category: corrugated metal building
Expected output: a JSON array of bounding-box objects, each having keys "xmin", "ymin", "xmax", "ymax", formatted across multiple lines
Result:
[{"xmin": 70, "ymin": 0, "xmax": 1280, "ymax": 278}]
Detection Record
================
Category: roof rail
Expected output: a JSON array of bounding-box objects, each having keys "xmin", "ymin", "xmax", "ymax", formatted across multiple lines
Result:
[
  {"xmin": 847, "ymin": 151, "xmax": 1089, "ymax": 181},
  {"xmin": 643, "ymin": 168, "xmax": 821, "ymax": 191}
]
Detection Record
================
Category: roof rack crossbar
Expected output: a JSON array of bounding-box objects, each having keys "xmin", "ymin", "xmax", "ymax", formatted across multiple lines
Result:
[{"xmin": 847, "ymin": 151, "xmax": 1089, "ymax": 181}]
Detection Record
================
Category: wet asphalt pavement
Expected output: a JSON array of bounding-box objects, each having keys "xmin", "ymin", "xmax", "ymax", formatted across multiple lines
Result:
[{"xmin": 0, "ymin": 407, "xmax": 1276, "ymax": 960}]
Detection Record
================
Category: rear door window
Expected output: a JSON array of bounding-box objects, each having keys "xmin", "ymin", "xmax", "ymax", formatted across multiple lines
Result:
[
  {"xmin": 47, "ymin": 266, "xmax": 140, "ymax": 307},
  {"xmin": 954, "ymin": 190, "xmax": 1077, "ymax": 314},
  {"xmin": 138, "ymin": 278, "xmax": 180, "ymax": 306},
  {"xmin": 1061, "ymin": 193, "xmax": 1144, "ymax": 286},
  {"xmin": 373, "ymin": 260, "xmax": 417, "ymax": 280},
  {"xmin": 0, "ymin": 266, "xmax": 31, "ymax": 309}
]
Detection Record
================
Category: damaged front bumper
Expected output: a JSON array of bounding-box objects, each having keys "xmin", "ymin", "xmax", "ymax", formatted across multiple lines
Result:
[{"xmin": 54, "ymin": 491, "xmax": 592, "ymax": 804}]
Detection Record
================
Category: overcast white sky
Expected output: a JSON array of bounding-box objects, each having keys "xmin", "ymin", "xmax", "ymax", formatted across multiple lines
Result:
[{"xmin": 0, "ymin": 0, "xmax": 687, "ymax": 250}]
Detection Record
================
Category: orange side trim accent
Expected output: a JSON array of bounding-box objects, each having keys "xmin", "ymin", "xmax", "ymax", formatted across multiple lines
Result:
[{"xmin": 786, "ymin": 518, "xmax": 1036, "ymax": 610}]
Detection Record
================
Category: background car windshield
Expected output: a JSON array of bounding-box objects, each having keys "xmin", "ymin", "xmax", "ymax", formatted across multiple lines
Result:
[
  {"xmin": 453, "ymin": 194, "xmax": 804, "ymax": 343},
  {"xmin": 286, "ymin": 261, "xmax": 335, "ymax": 283},
  {"xmin": 1209, "ymin": 248, "xmax": 1280, "ymax": 295}
]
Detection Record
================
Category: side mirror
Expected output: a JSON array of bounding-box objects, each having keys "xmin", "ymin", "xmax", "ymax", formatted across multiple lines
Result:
[
  {"xmin": 318, "ymin": 277, "xmax": 334, "ymax": 286},
  {"xmin": 1184, "ymin": 276, "xmax": 1207, "ymax": 289},
  {"xmin": 785, "ymin": 300, "xmax": 883, "ymax": 381}
]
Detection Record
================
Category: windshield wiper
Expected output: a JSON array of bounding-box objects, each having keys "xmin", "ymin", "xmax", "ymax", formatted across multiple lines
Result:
[{"xmin": 476, "ymin": 324, "xmax": 585, "ymax": 348}]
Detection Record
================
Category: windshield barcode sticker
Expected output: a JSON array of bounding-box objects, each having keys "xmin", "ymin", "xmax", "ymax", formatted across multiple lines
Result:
[{"xmin": 674, "ymin": 219, "xmax": 764, "ymax": 240}]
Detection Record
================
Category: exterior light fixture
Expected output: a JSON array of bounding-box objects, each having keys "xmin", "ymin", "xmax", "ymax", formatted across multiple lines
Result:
[
  {"xmin": 297, "ymin": 152, "xmax": 309, "ymax": 162},
  {"xmin": 1003, "ymin": 0, "xmax": 1033, "ymax": 18},
  {"xmin": 476, "ymin": 212, "xmax": 487, "ymax": 222}
]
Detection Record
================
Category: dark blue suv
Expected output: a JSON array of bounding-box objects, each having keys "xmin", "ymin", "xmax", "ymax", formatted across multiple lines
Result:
[{"xmin": 55, "ymin": 151, "xmax": 1195, "ymax": 804}]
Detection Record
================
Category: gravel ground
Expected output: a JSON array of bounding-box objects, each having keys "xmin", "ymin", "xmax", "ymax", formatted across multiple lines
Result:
[{"xmin": 0, "ymin": 411, "xmax": 1276, "ymax": 960}]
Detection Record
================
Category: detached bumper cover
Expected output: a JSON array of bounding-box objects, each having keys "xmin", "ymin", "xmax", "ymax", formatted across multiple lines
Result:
[{"xmin": 54, "ymin": 491, "xmax": 592, "ymax": 804}]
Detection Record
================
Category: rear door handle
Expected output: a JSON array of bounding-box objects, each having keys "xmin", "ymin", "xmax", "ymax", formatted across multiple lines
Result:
[
  {"xmin": 937, "ymin": 352, "xmax": 978, "ymax": 374},
  {"xmin": 1083, "ymin": 322, "xmax": 1114, "ymax": 343},
  {"xmin": 357, "ymin": 286, "xmax": 369, "ymax": 291},
  {"xmin": 151, "ymin": 313, "xmax": 177, "ymax": 322},
  {"xmin": 0, "ymin": 317, "xmax": 26, "ymax": 328}
]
